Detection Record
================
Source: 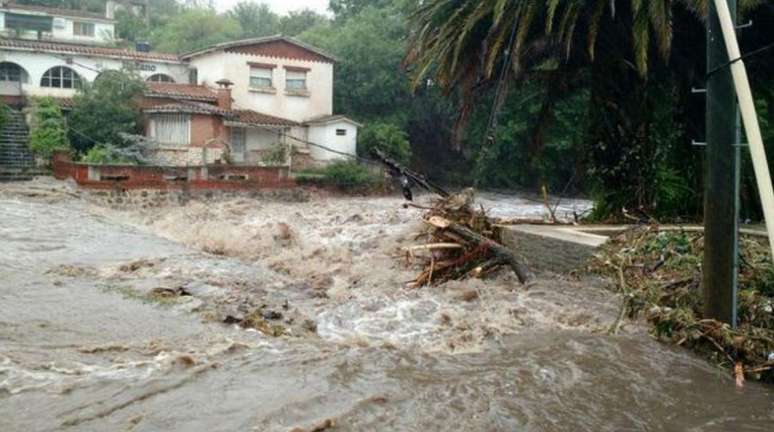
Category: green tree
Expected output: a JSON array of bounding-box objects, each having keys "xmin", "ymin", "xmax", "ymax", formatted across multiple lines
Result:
[
  {"xmin": 279, "ymin": 9, "xmax": 328, "ymax": 37},
  {"xmin": 150, "ymin": 8, "xmax": 240, "ymax": 53},
  {"xmin": 68, "ymin": 69, "xmax": 145, "ymax": 154},
  {"xmin": 228, "ymin": 1, "xmax": 280, "ymax": 38},
  {"xmin": 28, "ymin": 97, "xmax": 70, "ymax": 160},
  {"xmin": 328, "ymin": 0, "xmax": 394, "ymax": 21},
  {"xmin": 358, "ymin": 122, "xmax": 411, "ymax": 164},
  {"xmin": 301, "ymin": 5, "xmax": 409, "ymax": 123}
]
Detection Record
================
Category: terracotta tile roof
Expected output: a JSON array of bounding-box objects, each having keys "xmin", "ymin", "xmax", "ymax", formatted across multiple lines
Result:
[
  {"xmin": 144, "ymin": 102, "xmax": 230, "ymax": 116},
  {"xmin": 0, "ymin": 38, "xmax": 180, "ymax": 62},
  {"xmin": 181, "ymin": 35, "xmax": 336, "ymax": 63},
  {"xmin": 144, "ymin": 83, "xmax": 218, "ymax": 102},
  {"xmin": 230, "ymin": 109, "xmax": 299, "ymax": 127},
  {"xmin": 4, "ymin": 2, "xmax": 110, "ymax": 21}
]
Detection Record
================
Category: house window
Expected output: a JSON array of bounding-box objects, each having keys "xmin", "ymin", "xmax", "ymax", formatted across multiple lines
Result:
[
  {"xmin": 73, "ymin": 21, "xmax": 95, "ymax": 37},
  {"xmin": 285, "ymin": 70, "xmax": 307, "ymax": 90},
  {"xmin": 249, "ymin": 67, "xmax": 273, "ymax": 89},
  {"xmin": 147, "ymin": 74, "xmax": 175, "ymax": 83},
  {"xmin": 40, "ymin": 66, "xmax": 82, "ymax": 89},
  {"xmin": 189, "ymin": 68, "xmax": 198, "ymax": 85},
  {"xmin": 151, "ymin": 114, "xmax": 190, "ymax": 146},
  {"xmin": 230, "ymin": 127, "xmax": 246, "ymax": 163},
  {"xmin": 336, "ymin": 129, "xmax": 347, "ymax": 136},
  {"xmin": 0, "ymin": 62, "xmax": 27, "ymax": 83}
]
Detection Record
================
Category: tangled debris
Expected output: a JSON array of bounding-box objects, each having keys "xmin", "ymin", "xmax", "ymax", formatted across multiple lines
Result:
[
  {"xmin": 400, "ymin": 189, "xmax": 533, "ymax": 287},
  {"xmin": 590, "ymin": 226, "xmax": 774, "ymax": 383}
]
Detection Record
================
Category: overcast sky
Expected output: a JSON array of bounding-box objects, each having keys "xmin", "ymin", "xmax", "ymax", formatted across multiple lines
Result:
[{"xmin": 213, "ymin": 0, "xmax": 330, "ymax": 15}]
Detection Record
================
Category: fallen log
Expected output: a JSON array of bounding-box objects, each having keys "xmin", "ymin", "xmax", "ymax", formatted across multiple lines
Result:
[{"xmin": 425, "ymin": 216, "xmax": 534, "ymax": 284}]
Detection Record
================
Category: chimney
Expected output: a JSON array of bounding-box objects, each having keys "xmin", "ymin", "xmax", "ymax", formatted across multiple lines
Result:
[{"xmin": 215, "ymin": 79, "xmax": 233, "ymax": 110}]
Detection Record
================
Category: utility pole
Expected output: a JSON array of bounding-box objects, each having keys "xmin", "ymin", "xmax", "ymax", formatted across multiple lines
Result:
[{"xmin": 703, "ymin": 0, "xmax": 737, "ymax": 325}]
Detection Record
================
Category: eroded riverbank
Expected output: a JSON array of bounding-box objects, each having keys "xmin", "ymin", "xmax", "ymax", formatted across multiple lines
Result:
[{"xmin": 1, "ymin": 179, "xmax": 772, "ymax": 431}]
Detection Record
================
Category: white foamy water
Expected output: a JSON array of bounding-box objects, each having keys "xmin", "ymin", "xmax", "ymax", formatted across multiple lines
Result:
[{"xmin": 1, "ymin": 179, "xmax": 772, "ymax": 431}]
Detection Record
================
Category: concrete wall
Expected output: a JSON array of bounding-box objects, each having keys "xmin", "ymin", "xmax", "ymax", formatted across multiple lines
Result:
[
  {"xmin": 0, "ymin": 50, "xmax": 189, "ymax": 97},
  {"xmin": 307, "ymin": 120, "xmax": 358, "ymax": 161},
  {"xmin": 189, "ymin": 50, "xmax": 333, "ymax": 122},
  {"xmin": 498, "ymin": 225, "xmax": 609, "ymax": 274}
]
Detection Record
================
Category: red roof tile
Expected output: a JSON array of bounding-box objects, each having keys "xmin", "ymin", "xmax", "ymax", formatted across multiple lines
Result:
[
  {"xmin": 0, "ymin": 38, "xmax": 180, "ymax": 62},
  {"xmin": 144, "ymin": 102, "xmax": 230, "ymax": 116},
  {"xmin": 144, "ymin": 83, "xmax": 218, "ymax": 102},
  {"xmin": 230, "ymin": 109, "xmax": 299, "ymax": 127}
]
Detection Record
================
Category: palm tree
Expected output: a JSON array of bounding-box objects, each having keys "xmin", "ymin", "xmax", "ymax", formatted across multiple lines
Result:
[{"xmin": 403, "ymin": 0, "xmax": 762, "ymax": 213}]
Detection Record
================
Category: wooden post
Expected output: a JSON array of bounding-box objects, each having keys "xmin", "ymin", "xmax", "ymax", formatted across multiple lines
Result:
[{"xmin": 703, "ymin": 0, "xmax": 737, "ymax": 324}]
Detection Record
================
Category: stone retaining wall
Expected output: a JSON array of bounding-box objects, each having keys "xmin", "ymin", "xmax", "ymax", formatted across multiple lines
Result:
[{"xmin": 85, "ymin": 187, "xmax": 311, "ymax": 209}]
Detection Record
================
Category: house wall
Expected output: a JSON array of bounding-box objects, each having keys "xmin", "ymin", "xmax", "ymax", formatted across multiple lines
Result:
[
  {"xmin": 143, "ymin": 112, "xmax": 228, "ymax": 166},
  {"xmin": 0, "ymin": 11, "xmax": 115, "ymax": 44},
  {"xmin": 189, "ymin": 50, "xmax": 333, "ymax": 122},
  {"xmin": 307, "ymin": 121, "xmax": 358, "ymax": 161},
  {"xmin": 0, "ymin": 50, "xmax": 189, "ymax": 98}
]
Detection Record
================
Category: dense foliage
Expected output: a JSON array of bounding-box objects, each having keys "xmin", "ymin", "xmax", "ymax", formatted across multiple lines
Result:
[
  {"xmin": 17, "ymin": 1, "xmax": 774, "ymax": 220},
  {"xmin": 357, "ymin": 122, "xmax": 411, "ymax": 165},
  {"xmin": 28, "ymin": 97, "xmax": 70, "ymax": 160},
  {"xmin": 68, "ymin": 69, "xmax": 145, "ymax": 154}
]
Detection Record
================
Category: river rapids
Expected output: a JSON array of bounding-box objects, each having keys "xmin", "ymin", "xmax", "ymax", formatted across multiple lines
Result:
[{"xmin": 0, "ymin": 179, "xmax": 772, "ymax": 431}]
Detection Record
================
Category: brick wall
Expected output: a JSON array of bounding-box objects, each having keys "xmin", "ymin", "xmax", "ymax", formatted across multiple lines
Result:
[{"xmin": 52, "ymin": 151, "xmax": 294, "ymax": 191}]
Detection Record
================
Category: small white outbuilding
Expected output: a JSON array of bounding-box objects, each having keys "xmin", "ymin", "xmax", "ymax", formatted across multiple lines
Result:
[{"xmin": 305, "ymin": 115, "xmax": 362, "ymax": 162}]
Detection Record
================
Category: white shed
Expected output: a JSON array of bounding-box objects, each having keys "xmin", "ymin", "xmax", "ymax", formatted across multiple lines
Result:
[{"xmin": 304, "ymin": 115, "xmax": 362, "ymax": 162}]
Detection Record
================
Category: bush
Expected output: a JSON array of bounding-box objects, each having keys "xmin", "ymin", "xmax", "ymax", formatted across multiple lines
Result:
[
  {"xmin": 261, "ymin": 144, "xmax": 288, "ymax": 165},
  {"xmin": 357, "ymin": 122, "xmax": 411, "ymax": 165},
  {"xmin": 68, "ymin": 69, "xmax": 145, "ymax": 154},
  {"xmin": 28, "ymin": 97, "xmax": 70, "ymax": 159},
  {"xmin": 297, "ymin": 161, "xmax": 380, "ymax": 190},
  {"xmin": 81, "ymin": 144, "xmax": 133, "ymax": 165}
]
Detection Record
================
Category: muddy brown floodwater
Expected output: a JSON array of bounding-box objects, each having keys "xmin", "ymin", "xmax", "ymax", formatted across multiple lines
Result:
[{"xmin": 1, "ymin": 179, "xmax": 772, "ymax": 431}]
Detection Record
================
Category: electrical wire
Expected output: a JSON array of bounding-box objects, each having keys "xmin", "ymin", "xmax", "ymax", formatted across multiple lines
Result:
[{"xmin": 706, "ymin": 40, "xmax": 774, "ymax": 79}]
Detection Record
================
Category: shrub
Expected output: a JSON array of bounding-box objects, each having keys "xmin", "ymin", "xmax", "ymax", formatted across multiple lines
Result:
[
  {"xmin": 357, "ymin": 122, "xmax": 411, "ymax": 165},
  {"xmin": 81, "ymin": 144, "xmax": 133, "ymax": 165},
  {"xmin": 261, "ymin": 144, "xmax": 288, "ymax": 165},
  {"xmin": 68, "ymin": 69, "xmax": 145, "ymax": 154},
  {"xmin": 29, "ymin": 97, "xmax": 70, "ymax": 159},
  {"xmin": 297, "ymin": 161, "xmax": 380, "ymax": 190},
  {"xmin": 0, "ymin": 101, "xmax": 9, "ymax": 130}
]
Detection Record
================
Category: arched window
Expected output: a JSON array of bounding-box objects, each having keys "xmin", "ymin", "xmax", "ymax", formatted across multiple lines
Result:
[
  {"xmin": 0, "ymin": 62, "xmax": 29, "ymax": 83},
  {"xmin": 147, "ymin": 74, "xmax": 175, "ymax": 83},
  {"xmin": 40, "ymin": 66, "xmax": 83, "ymax": 89}
]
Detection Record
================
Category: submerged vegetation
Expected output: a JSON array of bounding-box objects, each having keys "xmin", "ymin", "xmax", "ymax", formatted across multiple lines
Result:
[{"xmin": 591, "ymin": 228, "xmax": 774, "ymax": 383}]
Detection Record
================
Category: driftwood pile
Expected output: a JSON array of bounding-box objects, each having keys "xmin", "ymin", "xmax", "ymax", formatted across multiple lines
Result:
[{"xmin": 402, "ymin": 189, "xmax": 533, "ymax": 288}]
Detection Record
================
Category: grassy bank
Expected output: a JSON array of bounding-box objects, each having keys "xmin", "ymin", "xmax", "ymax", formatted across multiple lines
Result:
[{"xmin": 589, "ymin": 227, "xmax": 774, "ymax": 384}]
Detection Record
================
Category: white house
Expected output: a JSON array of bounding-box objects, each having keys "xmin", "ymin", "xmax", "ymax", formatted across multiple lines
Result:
[{"xmin": 0, "ymin": 2, "xmax": 360, "ymax": 167}]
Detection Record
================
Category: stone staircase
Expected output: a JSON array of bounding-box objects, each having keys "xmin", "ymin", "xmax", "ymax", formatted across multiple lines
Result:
[{"xmin": 0, "ymin": 108, "xmax": 44, "ymax": 181}]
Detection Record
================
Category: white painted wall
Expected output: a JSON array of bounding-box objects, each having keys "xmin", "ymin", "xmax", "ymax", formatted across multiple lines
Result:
[
  {"xmin": 307, "ymin": 121, "xmax": 358, "ymax": 161},
  {"xmin": 189, "ymin": 50, "xmax": 333, "ymax": 122},
  {"xmin": 0, "ymin": 49, "xmax": 189, "ymax": 97},
  {"xmin": 0, "ymin": 11, "xmax": 115, "ymax": 44}
]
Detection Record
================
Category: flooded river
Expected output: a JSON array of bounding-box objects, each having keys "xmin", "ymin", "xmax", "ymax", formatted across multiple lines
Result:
[{"xmin": 1, "ymin": 180, "xmax": 772, "ymax": 431}]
